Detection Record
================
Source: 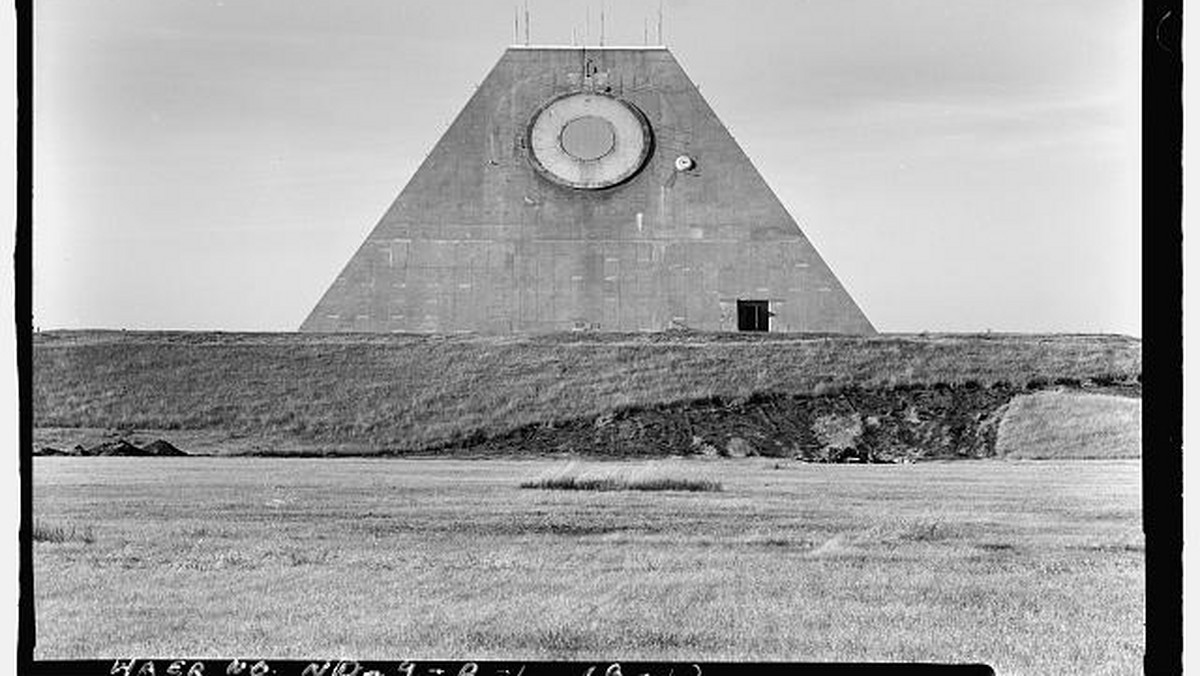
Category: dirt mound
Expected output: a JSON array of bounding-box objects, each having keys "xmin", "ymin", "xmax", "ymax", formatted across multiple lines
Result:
[
  {"xmin": 142, "ymin": 439, "xmax": 188, "ymax": 456},
  {"xmin": 35, "ymin": 438, "xmax": 191, "ymax": 457},
  {"xmin": 34, "ymin": 447, "xmax": 70, "ymax": 456},
  {"xmin": 86, "ymin": 439, "xmax": 147, "ymax": 456}
]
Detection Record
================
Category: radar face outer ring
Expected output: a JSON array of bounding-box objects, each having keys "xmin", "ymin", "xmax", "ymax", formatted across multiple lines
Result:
[{"xmin": 527, "ymin": 92, "xmax": 654, "ymax": 190}]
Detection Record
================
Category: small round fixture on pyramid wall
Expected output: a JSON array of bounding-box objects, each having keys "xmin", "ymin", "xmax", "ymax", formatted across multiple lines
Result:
[
  {"xmin": 674, "ymin": 155, "xmax": 695, "ymax": 172},
  {"xmin": 527, "ymin": 92, "xmax": 653, "ymax": 190}
]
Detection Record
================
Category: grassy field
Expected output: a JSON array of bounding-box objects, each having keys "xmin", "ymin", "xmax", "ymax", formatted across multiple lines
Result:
[
  {"xmin": 33, "ymin": 331, "xmax": 1141, "ymax": 455},
  {"xmin": 32, "ymin": 457, "xmax": 1142, "ymax": 674}
]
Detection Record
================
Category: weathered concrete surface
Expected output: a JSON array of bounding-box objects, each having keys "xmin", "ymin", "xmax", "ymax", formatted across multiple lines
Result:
[{"xmin": 302, "ymin": 47, "xmax": 875, "ymax": 334}]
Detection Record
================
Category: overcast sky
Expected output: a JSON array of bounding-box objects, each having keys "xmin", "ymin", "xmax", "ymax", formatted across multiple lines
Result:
[{"xmin": 32, "ymin": 0, "xmax": 1141, "ymax": 335}]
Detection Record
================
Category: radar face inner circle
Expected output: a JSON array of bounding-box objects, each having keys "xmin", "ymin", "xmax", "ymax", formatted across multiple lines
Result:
[
  {"xmin": 528, "ymin": 93, "xmax": 653, "ymax": 190},
  {"xmin": 561, "ymin": 116, "xmax": 616, "ymax": 161}
]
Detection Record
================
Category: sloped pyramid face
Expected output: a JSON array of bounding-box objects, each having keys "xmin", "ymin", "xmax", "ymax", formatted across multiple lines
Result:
[{"xmin": 301, "ymin": 47, "xmax": 874, "ymax": 334}]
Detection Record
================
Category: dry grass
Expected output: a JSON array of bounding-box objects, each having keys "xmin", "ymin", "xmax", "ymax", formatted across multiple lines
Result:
[
  {"xmin": 33, "ymin": 331, "xmax": 1141, "ymax": 455},
  {"xmin": 32, "ymin": 519, "xmax": 95, "ymax": 544},
  {"xmin": 520, "ymin": 461, "xmax": 723, "ymax": 492},
  {"xmin": 33, "ymin": 457, "xmax": 1142, "ymax": 674},
  {"xmin": 997, "ymin": 390, "xmax": 1141, "ymax": 459}
]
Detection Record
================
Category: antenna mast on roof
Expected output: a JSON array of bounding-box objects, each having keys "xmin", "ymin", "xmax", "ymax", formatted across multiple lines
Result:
[
  {"xmin": 643, "ymin": 16, "xmax": 648, "ymax": 45},
  {"xmin": 657, "ymin": 0, "xmax": 663, "ymax": 45},
  {"xmin": 513, "ymin": 6, "xmax": 519, "ymax": 44},
  {"xmin": 600, "ymin": 0, "xmax": 605, "ymax": 47},
  {"xmin": 524, "ymin": 0, "xmax": 530, "ymax": 45}
]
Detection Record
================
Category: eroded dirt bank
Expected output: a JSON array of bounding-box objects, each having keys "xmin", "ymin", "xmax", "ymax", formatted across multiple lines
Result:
[{"xmin": 435, "ymin": 383, "xmax": 1140, "ymax": 462}]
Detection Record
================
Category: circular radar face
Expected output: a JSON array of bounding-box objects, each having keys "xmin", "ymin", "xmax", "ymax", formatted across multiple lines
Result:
[{"xmin": 528, "ymin": 93, "xmax": 653, "ymax": 190}]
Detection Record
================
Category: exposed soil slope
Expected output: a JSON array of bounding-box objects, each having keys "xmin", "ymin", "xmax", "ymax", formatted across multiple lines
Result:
[{"xmin": 435, "ymin": 383, "xmax": 1139, "ymax": 461}]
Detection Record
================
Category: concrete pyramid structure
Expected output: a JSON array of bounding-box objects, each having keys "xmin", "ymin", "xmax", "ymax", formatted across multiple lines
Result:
[{"xmin": 302, "ymin": 46, "xmax": 874, "ymax": 334}]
